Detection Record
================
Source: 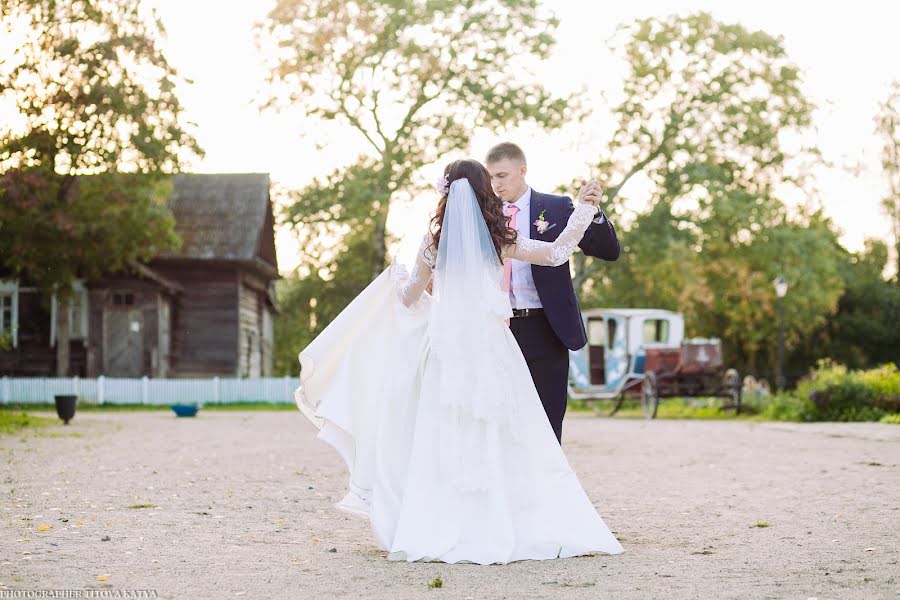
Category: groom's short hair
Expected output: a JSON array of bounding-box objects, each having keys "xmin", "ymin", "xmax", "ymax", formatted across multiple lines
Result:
[{"xmin": 486, "ymin": 142, "xmax": 526, "ymax": 165}]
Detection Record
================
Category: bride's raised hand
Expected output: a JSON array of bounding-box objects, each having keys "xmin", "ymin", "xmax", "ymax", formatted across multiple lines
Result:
[{"xmin": 577, "ymin": 179, "xmax": 602, "ymax": 207}]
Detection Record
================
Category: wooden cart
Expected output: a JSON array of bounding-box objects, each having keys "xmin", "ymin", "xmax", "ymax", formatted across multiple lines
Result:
[
  {"xmin": 568, "ymin": 309, "xmax": 741, "ymax": 419},
  {"xmin": 639, "ymin": 339, "xmax": 742, "ymax": 419}
]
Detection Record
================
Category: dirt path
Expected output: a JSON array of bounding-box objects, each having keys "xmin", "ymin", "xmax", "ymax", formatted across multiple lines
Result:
[{"xmin": 1, "ymin": 411, "xmax": 898, "ymax": 599}]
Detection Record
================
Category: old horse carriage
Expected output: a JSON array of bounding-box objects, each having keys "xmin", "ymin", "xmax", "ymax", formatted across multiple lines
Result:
[{"xmin": 568, "ymin": 309, "xmax": 742, "ymax": 419}]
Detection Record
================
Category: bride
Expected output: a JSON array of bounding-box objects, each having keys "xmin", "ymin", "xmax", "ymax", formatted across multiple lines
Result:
[{"xmin": 294, "ymin": 158, "xmax": 624, "ymax": 564}]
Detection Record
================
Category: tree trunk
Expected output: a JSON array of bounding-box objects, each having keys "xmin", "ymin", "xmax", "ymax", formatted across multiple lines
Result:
[
  {"xmin": 54, "ymin": 174, "xmax": 75, "ymax": 377},
  {"xmin": 894, "ymin": 231, "xmax": 900, "ymax": 283},
  {"xmin": 56, "ymin": 295, "xmax": 70, "ymax": 377},
  {"xmin": 370, "ymin": 205, "xmax": 390, "ymax": 281}
]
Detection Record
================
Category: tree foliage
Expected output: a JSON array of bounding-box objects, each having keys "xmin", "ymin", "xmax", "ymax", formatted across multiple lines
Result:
[
  {"xmin": 0, "ymin": 0, "xmax": 201, "ymax": 374},
  {"xmin": 795, "ymin": 241, "xmax": 900, "ymax": 370},
  {"xmin": 263, "ymin": 0, "xmax": 577, "ymax": 373},
  {"xmin": 574, "ymin": 13, "xmax": 844, "ymax": 377},
  {"xmin": 260, "ymin": 0, "xmax": 575, "ymax": 279}
]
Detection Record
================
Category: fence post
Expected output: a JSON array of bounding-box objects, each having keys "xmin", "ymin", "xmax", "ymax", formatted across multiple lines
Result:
[
  {"xmin": 73, "ymin": 375, "xmax": 79, "ymax": 396},
  {"xmin": 283, "ymin": 375, "xmax": 290, "ymax": 403},
  {"xmin": 214, "ymin": 376, "xmax": 220, "ymax": 404},
  {"xmin": 142, "ymin": 376, "xmax": 149, "ymax": 405},
  {"xmin": 98, "ymin": 375, "xmax": 105, "ymax": 405},
  {"xmin": 1, "ymin": 376, "xmax": 8, "ymax": 405}
]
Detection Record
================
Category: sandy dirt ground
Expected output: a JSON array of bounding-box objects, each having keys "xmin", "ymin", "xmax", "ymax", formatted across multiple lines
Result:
[{"xmin": 1, "ymin": 410, "xmax": 898, "ymax": 599}]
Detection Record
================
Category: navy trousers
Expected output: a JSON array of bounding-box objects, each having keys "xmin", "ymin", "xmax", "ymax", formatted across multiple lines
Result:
[{"xmin": 509, "ymin": 313, "xmax": 569, "ymax": 444}]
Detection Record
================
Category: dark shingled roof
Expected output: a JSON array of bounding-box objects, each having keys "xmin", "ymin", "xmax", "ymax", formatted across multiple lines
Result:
[{"xmin": 158, "ymin": 173, "xmax": 276, "ymax": 268}]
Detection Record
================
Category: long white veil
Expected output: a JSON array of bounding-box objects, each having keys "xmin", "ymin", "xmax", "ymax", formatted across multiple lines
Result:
[
  {"xmin": 429, "ymin": 177, "xmax": 511, "ymax": 362},
  {"xmin": 428, "ymin": 177, "xmax": 517, "ymax": 493}
]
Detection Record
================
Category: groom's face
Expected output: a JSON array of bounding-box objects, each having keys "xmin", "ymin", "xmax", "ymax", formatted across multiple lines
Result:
[{"xmin": 486, "ymin": 158, "xmax": 528, "ymax": 203}]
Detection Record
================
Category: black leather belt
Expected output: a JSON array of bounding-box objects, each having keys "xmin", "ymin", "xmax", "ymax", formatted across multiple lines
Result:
[{"xmin": 511, "ymin": 308, "xmax": 544, "ymax": 318}]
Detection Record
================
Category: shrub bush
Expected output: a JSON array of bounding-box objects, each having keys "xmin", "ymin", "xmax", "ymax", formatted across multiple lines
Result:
[
  {"xmin": 796, "ymin": 361, "xmax": 900, "ymax": 422},
  {"xmin": 745, "ymin": 392, "xmax": 814, "ymax": 422}
]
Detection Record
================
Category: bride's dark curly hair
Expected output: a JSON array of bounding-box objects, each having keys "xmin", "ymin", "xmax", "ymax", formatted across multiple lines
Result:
[{"xmin": 429, "ymin": 159, "xmax": 517, "ymax": 263}]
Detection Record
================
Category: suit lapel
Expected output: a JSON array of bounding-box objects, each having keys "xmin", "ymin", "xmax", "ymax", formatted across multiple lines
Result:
[{"xmin": 529, "ymin": 189, "xmax": 544, "ymax": 240}]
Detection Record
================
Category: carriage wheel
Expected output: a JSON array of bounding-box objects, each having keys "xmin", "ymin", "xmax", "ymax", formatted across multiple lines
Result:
[
  {"xmin": 607, "ymin": 392, "xmax": 626, "ymax": 417},
  {"xmin": 588, "ymin": 393, "xmax": 626, "ymax": 418},
  {"xmin": 641, "ymin": 372, "xmax": 660, "ymax": 420},
  {"xmin": 723, "ymin": 368, "xmax": 742, "ymax": 414}
]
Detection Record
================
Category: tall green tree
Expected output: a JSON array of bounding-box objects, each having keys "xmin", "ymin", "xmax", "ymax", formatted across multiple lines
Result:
[
  {"xmin": 573, "ymin": 13, "xmax": 845, "ymax": 378},
  {"xmin": 574, "ymin": 11, "xmax": 818, "ymax": 289},
  {"xmin": 795, "ymin": 240, "xmax": 900, "ymax": 370},
  {"xmin": 0, "ymin": 0, "xmax": 202, "ymax": 375},
  {"xmin": 259, "ymin": 0, "xmax": 574, "ymax": 280},
  {"xmin": 699, "ymin": 210, "xmax": 845, "ymax": 375},
  {"xmin": 262, "ymin": 0, "xmax": 578, "ymax": 373},
  {"xmin": 875, "ymin": 80, "xmax": 900, "ymax": 279}
]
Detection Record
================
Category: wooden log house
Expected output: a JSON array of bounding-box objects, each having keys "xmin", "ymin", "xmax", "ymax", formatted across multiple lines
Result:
[{"xmin": 0, "ymin": 173, "xmax": 280, "ymax": 378}]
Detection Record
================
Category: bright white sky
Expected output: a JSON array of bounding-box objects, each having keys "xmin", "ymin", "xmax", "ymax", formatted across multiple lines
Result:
[{"xmin": 143, "ymin": 1, "xmax": 899, "ymax": 273}]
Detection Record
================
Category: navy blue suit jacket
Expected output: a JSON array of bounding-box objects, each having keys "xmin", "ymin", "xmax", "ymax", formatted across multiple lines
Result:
[{"xmin": 527, "ymin": 189, "xmax": 620, "ymax": 350}]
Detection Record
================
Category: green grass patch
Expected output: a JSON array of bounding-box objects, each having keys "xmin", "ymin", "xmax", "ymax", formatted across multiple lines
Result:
[
  {"xmin": 750, "ymin": 521, "xmax": 770, "ymax": 528},
  {"xmin": 743, "ymin": 392, "xmax": 813, "ymax": 422},
  {"xmin": 879, "ymin": 413, "xmax": 900, "ymax": 424},
  {"xmin": 202, "ymin": 402, "xmax": 296, "ymax": 411},
  {"xmin": 127, "ymin": 503, "xmax": 156, "ymax": 509},
  {"xmin": 0, "ymin": 412, "xmax": 57, "ymax": 435},
  {"xmin": 621, "ymin": 398, "xmax": 742, "ymax": 420},
  {"xmin": 0, "ymin": 403, "xmax": 166, "ymax": 412},
  {"xmin": 569, "ymin": 397, "xmax": 748, "ymax": 420}
]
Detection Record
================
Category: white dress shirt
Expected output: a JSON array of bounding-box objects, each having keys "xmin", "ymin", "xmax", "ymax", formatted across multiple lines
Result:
[
  {"xmin": 506, "ymin": 187, "xmax": 542, "ymax": 309},
  {"xmin": 505, "ymin": 187, "xmax": 607, "ymax": 310}
]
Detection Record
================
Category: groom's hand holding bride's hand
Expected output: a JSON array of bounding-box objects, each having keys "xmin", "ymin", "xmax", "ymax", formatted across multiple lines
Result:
[{"xmin": 578, "ymin": 179, "xmax": 603, "ymax": 215}]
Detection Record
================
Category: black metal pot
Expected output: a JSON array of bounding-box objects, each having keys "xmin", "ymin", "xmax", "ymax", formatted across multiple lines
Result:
[{"xmin": 54, "ymin": 394, "xmax": 78, "ymax": 425}]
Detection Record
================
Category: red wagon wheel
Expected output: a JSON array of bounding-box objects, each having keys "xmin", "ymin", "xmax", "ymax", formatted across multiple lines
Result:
[{"xmin": 641, "ymin": 371, "xmax": 660, "ymax": 420}]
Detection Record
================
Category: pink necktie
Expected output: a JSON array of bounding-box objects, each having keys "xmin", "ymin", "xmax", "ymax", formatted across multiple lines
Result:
[{"xmin": 502, "ymin": 204, "xmax": 519, "ymax": 326}]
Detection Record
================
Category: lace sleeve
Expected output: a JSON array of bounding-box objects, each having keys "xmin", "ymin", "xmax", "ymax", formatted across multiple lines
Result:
[
  {"xmin": 390, "ymin": 234, "xmax": 434, "ymax": 307},
  {"xmin": 504, "ymin": 204, "xmax": 598, "ymax": 266}
]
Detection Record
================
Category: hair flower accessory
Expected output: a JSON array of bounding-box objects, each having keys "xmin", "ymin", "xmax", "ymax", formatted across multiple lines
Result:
[{"xmin": 434, "ymin": 174, "xmax": 450, "ymax": 196}]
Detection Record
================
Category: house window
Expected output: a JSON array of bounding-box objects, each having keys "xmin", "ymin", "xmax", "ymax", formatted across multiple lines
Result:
[
  {"xmin": 49, "ymin": 280, "xmax": 90, "ymax": 346},
  {"xmin": 642, "ymin": 318, "xmax": 670, "ymax": 344},
  {"xmin": 112, "ymin": 292, "xmax": 134, "ymax": 306},
  {"xmin": 0, "ymin": 280, "xmax": 18, "ymax": 348},
  {"xmin": 69, "ymin": 281, "xmax": 88, "ymax": 339},
  {"xmin": 0, "ymin": 295, "xmax": 12, "ymax": 332}
]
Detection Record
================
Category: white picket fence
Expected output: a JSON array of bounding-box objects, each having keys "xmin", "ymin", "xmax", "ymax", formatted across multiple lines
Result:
[{"xmin": 0, "ymin": 376, "xmax": 300, "ymax": 406}]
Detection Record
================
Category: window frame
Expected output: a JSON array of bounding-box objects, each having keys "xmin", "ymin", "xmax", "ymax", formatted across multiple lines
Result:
[
  {"xmin": 0, "ymin": 280, "xmax": 19, "ymax": 349},
  {"xmin": 50, "ymin": 279, "xmax": 90, "ymax": 345},
  {"xmin": 641, "ymin": 318, "xmax": 671, "ymax": 345}
]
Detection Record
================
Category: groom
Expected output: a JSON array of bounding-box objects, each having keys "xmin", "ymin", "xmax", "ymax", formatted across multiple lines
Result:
[{"xmin": 486, "ymin": 142, "xmax": 620, "ymax": 444}]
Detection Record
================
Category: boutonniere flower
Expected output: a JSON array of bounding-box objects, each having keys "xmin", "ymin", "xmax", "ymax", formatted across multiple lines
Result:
[{"xmin": 533, "ymin": 209, "xmax": 557, "ymax": 234}]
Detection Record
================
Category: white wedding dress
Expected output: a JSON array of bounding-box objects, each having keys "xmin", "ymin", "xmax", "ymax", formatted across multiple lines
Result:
[{"xmin": 294, "ymin": 178, "xmax": 624, "ymax": 565}]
